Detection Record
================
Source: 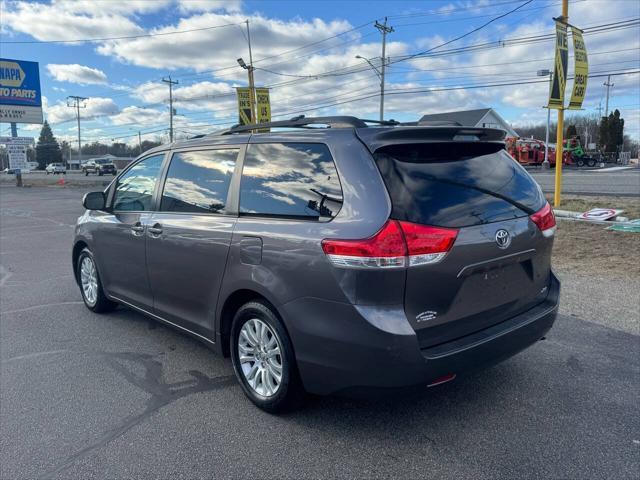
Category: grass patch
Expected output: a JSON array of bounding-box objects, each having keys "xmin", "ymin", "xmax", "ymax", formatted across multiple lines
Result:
[{"xmin": 546, "ymin": 194, "xmax": 640, "ymax": 218}]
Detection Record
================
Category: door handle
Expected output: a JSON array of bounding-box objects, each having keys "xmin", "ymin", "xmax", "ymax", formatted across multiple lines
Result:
[
  {"xmin": 131, "ymin": 222, "xmax": 145, "ymax": 236},
  {"xmin": 148, "ymin": 223, "xmax": 163, "ymax": 237}
]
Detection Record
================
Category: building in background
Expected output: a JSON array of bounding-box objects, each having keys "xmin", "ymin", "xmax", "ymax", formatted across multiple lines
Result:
[{"xmin": 418, "ymin": 108, "xmax": 519, "ymax": 138}]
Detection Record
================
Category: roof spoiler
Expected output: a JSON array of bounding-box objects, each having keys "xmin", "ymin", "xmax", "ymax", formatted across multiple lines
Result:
[{"xmin": 355, "ymin": 126, "xmax": 506, "ymax": 152}]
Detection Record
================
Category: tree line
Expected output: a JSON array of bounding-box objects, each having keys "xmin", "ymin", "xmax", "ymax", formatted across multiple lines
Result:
[{"xmin": 3, "ymin": 121, "xmax": 162, "ymax": 170}]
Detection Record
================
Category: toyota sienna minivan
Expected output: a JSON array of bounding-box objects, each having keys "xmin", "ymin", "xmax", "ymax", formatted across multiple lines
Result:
[{"xmin": 73, "ymin": 116, "xmax": 559, "ymax": 412}]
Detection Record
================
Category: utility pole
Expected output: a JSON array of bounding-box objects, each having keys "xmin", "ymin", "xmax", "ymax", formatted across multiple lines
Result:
[
  {"xmin": 553, "ymin": 0, "xmax": 568, "ymax": 208},
  {"xmin": 138, "ymin": 131, "xmax": 142, "ymax": 156},
  {"xmin": 67, "ymin": 95, "xmax": 87, "ymax": 168},
  {"xmin": 603, "ymin": 75, "xmax": 614, "ymax": 117},
  {"xmin": 375, "ymin": 18, "xmax": 394, "ymax": 122},
  {"xmin": 162, "ymin": 76, "xmax": 178, "ymax": 142}
]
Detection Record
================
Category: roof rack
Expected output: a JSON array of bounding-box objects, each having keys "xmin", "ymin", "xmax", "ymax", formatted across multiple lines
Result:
[{"xmin": 216, "ymin": 115, "xmax": 400, "ymax": 135}]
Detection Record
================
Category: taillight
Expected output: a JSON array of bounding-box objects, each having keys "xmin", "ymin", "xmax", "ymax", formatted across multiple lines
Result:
[
  {"xmin": 530, "ymin": 202, "xmax": 556, "ymax": 237},
  {"xmin": 321, "ymin": 220, "xmax": 458, "ymax": 269},
  {"xmin": 321, "ymin": 220, "xmax": 406, "ymax": 268},
  {"xmin": 399, "ymin": 221, "xmax": 458, "ymax": 267}
]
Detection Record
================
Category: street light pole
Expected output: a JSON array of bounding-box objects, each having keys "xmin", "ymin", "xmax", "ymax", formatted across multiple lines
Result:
[
  {"xmin": 538, "ymin": 69, "xmax": 552, "ymax": 168},
  {"xmin": 245, "ymin": 20, "xmax": 257, "ymax": 124}
]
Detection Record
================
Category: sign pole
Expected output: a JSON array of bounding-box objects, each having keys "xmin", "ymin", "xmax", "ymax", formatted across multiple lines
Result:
[
  {"xmin": 10, "ymin": 122, "xmax": 22, "ymax": 187},
  {"xmin": 554, "ymin": 0, "xmax": 569, "ymax": 208}
]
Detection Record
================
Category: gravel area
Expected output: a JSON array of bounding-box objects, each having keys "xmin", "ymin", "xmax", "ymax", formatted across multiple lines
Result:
[{"xmin": 553, "ymin": 220, "xmax": 640, "ymax": 335}]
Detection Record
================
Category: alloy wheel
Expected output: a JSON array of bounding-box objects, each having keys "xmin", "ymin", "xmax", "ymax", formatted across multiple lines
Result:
[
  {"xmin": 237, "ymin": 318, "xmax": 283, "ymax": 397},
  {"xmin": 80, "ymin": 256, "xmax": 98, "ymax": 305}
]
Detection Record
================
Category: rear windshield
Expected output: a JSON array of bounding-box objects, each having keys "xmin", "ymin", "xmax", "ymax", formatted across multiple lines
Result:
[{"xmin": 374, "ymin": 142, "xmax": 545, "ymax": 228}]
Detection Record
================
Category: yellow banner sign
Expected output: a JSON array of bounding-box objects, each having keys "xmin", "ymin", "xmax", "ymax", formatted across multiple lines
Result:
[
  {"xmin": 548, "ymin": 21, "xmax": 568, "ymax": 110},
  {"xmin": 568, "ymin": 27, "xmax": 588, "ymax": 110},
  {"xmin": 256, "ymin": 88, "xmax": 271, "ymax": 125},
  {"xmin": 236, "ymin": 87, "xmax": 252, "ymax": 125}
]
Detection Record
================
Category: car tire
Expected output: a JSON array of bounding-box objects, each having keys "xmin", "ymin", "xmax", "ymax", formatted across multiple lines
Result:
[
  {"xmin": 98, "ymin": 171, "xmax": 103, "ymax": 176},
  {"xmin": 230, "ymin": 301, "xmax": 305, "ymax": 413},
  {"xmin": 76, "ymin": 248, "xmax": 117, "ymax": 313}
]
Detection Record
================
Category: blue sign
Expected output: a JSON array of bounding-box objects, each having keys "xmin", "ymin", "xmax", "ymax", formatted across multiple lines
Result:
[{"xmin": 0, "ymin": 58, "xmax": 42, "ymax": 107}]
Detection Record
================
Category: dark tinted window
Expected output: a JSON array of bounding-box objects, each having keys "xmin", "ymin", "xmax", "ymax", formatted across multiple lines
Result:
[
  {"xmin": 240, "ymin": 143, "xmax": 342, "ymax": 220},
  {"xmin": 160, "ymin": 149, "xmax": 237, "ymax": 214},
  {"xmin": 375, "ymin": 143, "xmax": 545, "ymax": 228},
  {"xmin": 113, "ymin": 154, "xmax": 164, "ymax": 211}
]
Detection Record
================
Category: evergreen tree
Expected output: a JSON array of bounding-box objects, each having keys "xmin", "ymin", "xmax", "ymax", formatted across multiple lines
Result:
[
  {"xmin": 35, "ymin": 121, "xmax": 62, "ymax": 169},
  {"xmin": 608, "ymin": 109, "xmax": 624, "ymax": 152},
  {"xmin": 598, "ymin": 116, "xmax": 609, "ymax": 149}
]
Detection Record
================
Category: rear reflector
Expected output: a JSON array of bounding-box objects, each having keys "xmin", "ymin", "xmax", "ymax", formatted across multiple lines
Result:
[
  {"xmin": 530, "ymin": 202, "xmax": 556, "ymax": 237},
  {"xmin": 428, "ymin": 373, "xmax": 457, "ymax": 387},
  {"xmin": 322, "ymin": 220, "xmax": 458, "ymax": 269}
]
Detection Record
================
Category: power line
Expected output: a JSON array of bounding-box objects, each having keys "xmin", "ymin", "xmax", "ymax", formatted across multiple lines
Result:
[{"xmin": 72, "ymin": 69, "xmax": 640, "ymax": 142}]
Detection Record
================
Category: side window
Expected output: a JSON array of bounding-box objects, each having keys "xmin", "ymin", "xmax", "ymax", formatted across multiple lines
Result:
[
  {"xmin": 239, "ymin": 143, "xmax": 343, "ymax": 221},
  {"xmin": 112, "ymin": 154, "xmax": 164, "ymax": 211},
  {"xmin": 160, "ymin": 149, "xmax": 238, "ymax": 214}
]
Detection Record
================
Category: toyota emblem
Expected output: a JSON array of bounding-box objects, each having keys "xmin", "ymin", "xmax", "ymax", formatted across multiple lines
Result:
[{"xmin": 495, "ymin": 229, "xmax": 511, "ymax": 249}]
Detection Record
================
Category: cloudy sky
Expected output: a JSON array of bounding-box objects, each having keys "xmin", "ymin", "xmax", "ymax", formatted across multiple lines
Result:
[{"xmin": 1, "ymin": 0, "xmax": 638, "ymax": 146}]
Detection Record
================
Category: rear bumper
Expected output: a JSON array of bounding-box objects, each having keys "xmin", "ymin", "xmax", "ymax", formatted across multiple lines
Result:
[{"xmin": 282, "ymin": 273, "xmax": 559, "ymax": 395}]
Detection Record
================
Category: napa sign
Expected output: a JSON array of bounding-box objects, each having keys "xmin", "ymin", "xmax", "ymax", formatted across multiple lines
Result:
[{"xmin": 0, "ymin": 58, "xmax": 43, "ymax": 124}]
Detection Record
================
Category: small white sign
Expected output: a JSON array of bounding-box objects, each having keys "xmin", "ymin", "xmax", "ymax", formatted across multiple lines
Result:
[
  {"xmin": 0, "ymin": 136, "xmax": 34, "ymax": 145},
  {"xmin": 0, "ymin": 105, "xmax": 43, "ymax": 124},
  {"xmin": 577, "ymin": 208, "xmax": 624, "ymax": 221}
]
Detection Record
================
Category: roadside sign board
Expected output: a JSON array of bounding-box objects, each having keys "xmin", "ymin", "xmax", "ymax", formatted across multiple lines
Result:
[
  {"xmin": 0, "ymin": 136, "xmax": 34, "ymax": 145},
  {"xmin": 236, "ymin": 87, "xmax": 252, "ymax": 125},
  {"xmin": 0, "ymin": 58, "xmax": 43, "ymax": 124},
  {"xmin": 568, "ymin": 27, "xmax": 588, "ymax": 110},
  {"xmin": 548, "ymin": 21, "xmax": 568, "ymax": 110},
  {"xmin": 577, "ymin": 208, "xmax": 623, "ymax": 221},
  {"xmin": 256, "ymin": 88, "xmax": 271, "ymax": 128},
  {"xmin": 1, "ymin": 136, "xmax": 33, "ymax": 171}
]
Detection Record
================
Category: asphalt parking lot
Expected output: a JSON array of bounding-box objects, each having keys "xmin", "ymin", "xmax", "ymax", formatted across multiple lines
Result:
[{"xmin": 1, "ymin": 186, "xmax": 639, "ymax": 479}]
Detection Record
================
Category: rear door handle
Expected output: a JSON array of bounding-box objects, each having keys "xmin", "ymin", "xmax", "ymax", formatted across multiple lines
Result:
[
  {"xmin": 131, "ymin": 222, "xmax": 144, "ymax": 236},
  {"xmin": 148, "ymin": 223, "xmax": 163, "ymax": 237}
]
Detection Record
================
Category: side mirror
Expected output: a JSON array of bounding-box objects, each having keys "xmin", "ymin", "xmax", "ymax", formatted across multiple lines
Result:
[{"xmin": 83, "ymin": 191, "xmax": 106, "ymax": 210}]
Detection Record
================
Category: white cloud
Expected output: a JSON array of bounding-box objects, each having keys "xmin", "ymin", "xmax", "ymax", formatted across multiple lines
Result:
[
  {"xmin": 1, "ymin": 1, "xmax": 144, "ymax": 42},
  {"xmin": 46, "ymin": 97, "xmax": 119, "ymax": 124},
  {"xmin": 51, "ymin": 0, "xmax": 173, "ymax": 15},
  {"xmin": 96, "ymin": 13, "xmax": 354, "ymax": 72},
  {"xmin": 47, "ymin": 64, "xmax": 108, "ymax": 85},
  {"xmin": 177, "ymin": 0, "xmax": 242, "ymax": 13}
]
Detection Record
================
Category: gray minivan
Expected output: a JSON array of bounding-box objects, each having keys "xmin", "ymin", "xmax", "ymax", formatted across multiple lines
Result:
[{"xmin": 73, "ymin": 116, "xmax": 559, "ymax": 412}]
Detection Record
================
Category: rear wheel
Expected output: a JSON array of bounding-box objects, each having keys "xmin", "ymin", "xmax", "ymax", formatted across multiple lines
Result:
[
  {"xmin": 587, "ymin": 157, "xmax": 597, "ymax": 167},
  {"xmin": 77, "ymin": 248, "xmax": 117, "ymax": 313},
  {"xmin": 230, "ymin": 301, "xmax": 305, "ymax": 412}
]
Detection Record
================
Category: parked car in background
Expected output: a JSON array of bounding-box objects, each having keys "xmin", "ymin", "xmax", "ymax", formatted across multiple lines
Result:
[
  {"xmin": 45, "ymin": 163, "xmax": 66, "ymax": 174},
  {"xmin": 73, "ymin": 115, "xmax": 559, "ymax": 412},
  {"xmin": 83, "ymin": 159, "xmax": 117, "ymax": 176}
]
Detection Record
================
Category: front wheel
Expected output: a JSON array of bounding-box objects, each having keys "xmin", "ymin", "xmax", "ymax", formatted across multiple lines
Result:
[
  {"xmin": 76, "ymin": 248, "xmax": 117, "ymax": 313},
  {"xmin": 231, "ymin": 301, "xmax": 305, "ymax": 413}
]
